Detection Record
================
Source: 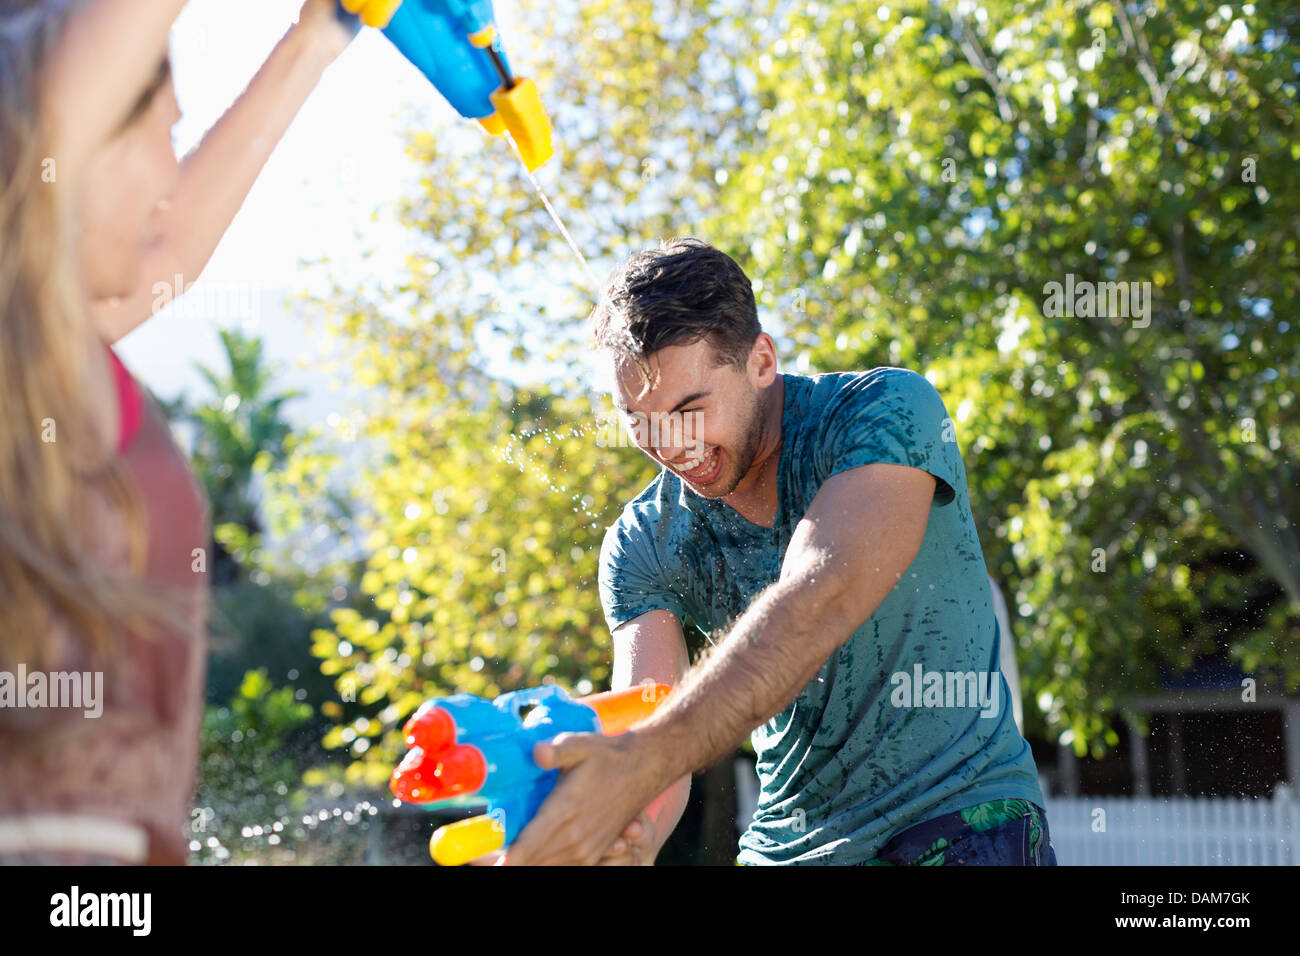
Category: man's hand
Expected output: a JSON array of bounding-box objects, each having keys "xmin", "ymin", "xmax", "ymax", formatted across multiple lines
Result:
[
  {"xmin": 501, "ymin": 729, "xmax": 671, "ymax": 865},
  {"xmin": 465, "ymin": 811, "xmax": 654, "ymax": 867}
]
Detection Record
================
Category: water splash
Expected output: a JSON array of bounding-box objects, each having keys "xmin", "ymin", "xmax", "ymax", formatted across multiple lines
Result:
[
  {"xmin": 189, "ymin": 797, "xmax": 381, "ymax": 864},
  {"xmin": 496, "ymin": 416, "xmax": 616, "ymax": 532}
]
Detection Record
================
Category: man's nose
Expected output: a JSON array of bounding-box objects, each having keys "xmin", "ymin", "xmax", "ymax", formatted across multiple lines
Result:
[{"xmin": 655, "ymin": 442, "xmax": 687, "ymax": 464}]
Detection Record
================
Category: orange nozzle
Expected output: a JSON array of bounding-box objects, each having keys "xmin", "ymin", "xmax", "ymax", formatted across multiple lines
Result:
[
  {"xmin": 389, "ymin": 743, "xmax": 487, "ymax": 803},
  {"xmin": 578, "ymin": 683, "xmax": 671, "ymax": 735}
]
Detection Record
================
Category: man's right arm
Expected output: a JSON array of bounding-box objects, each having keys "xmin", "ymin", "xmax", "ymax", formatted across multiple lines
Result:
[{"xmin": 610, "ymin": 609, "xmax": 692, "ymax": 863}]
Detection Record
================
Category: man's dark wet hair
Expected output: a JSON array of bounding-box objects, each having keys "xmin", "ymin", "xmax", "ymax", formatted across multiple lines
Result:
[{"xmin": 590, "ymin": 237, "xmax": 761, "ymax": 380}]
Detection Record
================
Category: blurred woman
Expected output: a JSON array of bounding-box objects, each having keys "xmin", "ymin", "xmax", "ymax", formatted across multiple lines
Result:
[{"xmin": 0, "ymin": 0, "xmax": 356, "ymax": 864}]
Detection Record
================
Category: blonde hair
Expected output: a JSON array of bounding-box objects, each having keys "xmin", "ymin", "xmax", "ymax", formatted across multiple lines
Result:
[{"xmin": 1, "ymin": 1, "xmax": 185, "ymax": 672}]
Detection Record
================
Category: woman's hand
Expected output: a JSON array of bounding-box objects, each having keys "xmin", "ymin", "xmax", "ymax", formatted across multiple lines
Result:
[
  {"xmin": 295, "ymin": 0, "xmax": 362, "ymax": 63},
  {"xmin": 597, "ymin": 810, "xmax": 658, "ymax": 866}
]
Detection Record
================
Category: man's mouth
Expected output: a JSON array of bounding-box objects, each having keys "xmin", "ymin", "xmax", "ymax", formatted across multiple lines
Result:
[{"xmin": 673, "ymin": 446, "xmax": 722, "ymax": 484}]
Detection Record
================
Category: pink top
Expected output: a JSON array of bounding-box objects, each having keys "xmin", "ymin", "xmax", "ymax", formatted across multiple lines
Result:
[
  {"xmin": 106, "ymin": 345, "xmax": 145, "ymax": 453},
  {"xmin": 0, "ymin": 344, "xmax": 210, "ymax": 864}
]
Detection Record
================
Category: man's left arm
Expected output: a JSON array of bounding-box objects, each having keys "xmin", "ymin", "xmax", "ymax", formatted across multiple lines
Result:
[{"xmin": 503, "ymin": 460, "xmax": 937, "ymax": 865}]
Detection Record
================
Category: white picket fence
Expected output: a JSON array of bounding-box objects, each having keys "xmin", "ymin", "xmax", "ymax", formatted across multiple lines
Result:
[{"xmin": 1044, "ymin": 794, "xmax": 1300, "ymax": 865}]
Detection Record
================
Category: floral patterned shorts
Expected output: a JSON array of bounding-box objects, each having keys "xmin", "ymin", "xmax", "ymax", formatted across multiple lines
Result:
[{"xmin": 857, "ymin": 798, "xmax": 1057, "ymax": 866}]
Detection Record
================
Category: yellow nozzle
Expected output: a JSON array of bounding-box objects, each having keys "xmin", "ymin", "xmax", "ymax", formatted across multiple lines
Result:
[
  {"xmin": 430, "ymin": 813, "xmax": 506, "ymax": 866},
  {"xmin": 468, "ymin": 25, "xmax": 497, "ymax": 48},
  {"xmin": 341, "ymin": 0, "xmax": 404, "ymax": 29},
  {"xmin": 489, "ymin": 78, "xmax": 553, "ymax": 172},
  {"xmin": 478, "ymin": 113, "xmax": 507, "ymax": 135}
]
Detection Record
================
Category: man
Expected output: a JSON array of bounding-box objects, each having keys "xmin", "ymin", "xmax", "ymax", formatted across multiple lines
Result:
[{"xmin": 506, "ymin": 238, "xmax": 1054, "ymax": 865}]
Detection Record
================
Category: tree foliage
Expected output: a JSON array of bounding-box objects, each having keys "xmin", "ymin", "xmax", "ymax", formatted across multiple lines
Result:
[{"xmin": 189, "ymin": 328, "xmax": 303, "ymax": 538}]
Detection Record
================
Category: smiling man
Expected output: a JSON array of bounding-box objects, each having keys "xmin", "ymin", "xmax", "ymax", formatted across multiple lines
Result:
[{"xmin": 505, "ymin": 237, "xmax": 1054, "ymax": 866}]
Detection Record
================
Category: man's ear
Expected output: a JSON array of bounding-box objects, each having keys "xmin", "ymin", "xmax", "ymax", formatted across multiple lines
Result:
[{"xmin": 750, "ymin": 333, "xmax": 779, "ymax": 387}]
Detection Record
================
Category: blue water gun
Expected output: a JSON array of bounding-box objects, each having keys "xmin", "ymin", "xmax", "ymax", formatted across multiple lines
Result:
[
  {"xmin": 340, "ymin": 0, "xmax": 553, "ymax": 171},
  {"xmin": 390, "ymin": 683, "xmax": 671, "ymax": 864}
]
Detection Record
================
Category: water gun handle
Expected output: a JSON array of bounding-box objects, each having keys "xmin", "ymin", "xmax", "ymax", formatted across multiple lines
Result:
[
  {"xmin": 428, "ymin": 683, "xmax": 671, "ymax": 865},
  {"xmin": 340, "ymin": 0, "xmax": 553, "ymax": 171}
]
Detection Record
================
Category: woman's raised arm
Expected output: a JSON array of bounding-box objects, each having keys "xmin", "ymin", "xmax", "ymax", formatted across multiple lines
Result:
[{"xmin": 92, "ymin": 2, "xmax": 357, "ymax": 342}]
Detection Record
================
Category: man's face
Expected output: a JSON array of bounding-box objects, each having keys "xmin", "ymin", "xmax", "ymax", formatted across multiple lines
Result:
[{"xmin": 611, "ymin": 337, "xmax": 766, "ymax": 498}]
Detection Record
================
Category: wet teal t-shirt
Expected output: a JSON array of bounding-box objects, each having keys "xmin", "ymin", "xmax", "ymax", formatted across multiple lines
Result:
[{"xmin": 597, "ymin": 368, "xmax": 1044, "ymax": 864}]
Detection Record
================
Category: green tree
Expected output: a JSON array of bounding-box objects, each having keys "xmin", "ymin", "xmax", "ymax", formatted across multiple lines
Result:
[
  {"xmin": 156, "ymin": 327, "xmax": 357, "ymax": 712},
  {"xmin": 189, "ymin": 328, "xmax": 303, "ymax": 559}
]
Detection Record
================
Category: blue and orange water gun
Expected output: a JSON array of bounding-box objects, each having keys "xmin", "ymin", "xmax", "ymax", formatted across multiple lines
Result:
[
  {"xmin": 390, "ymin": 683, "xmax": 671, "ymax": 864},
  {"xmin": 340, "ymin": 0, "xmax": 553, "ymax": 171}
]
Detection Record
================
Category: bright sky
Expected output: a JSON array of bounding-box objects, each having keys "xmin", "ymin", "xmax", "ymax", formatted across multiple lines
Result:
[{"xmin": 116, "ymin": 0, "xmax": 561, "ymax": 423}]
